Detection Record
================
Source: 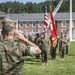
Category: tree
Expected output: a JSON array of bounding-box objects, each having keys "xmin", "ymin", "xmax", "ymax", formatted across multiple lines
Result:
[{"xmin": 0, "ymin": 0, "xmax": 75, "ymax": 13}]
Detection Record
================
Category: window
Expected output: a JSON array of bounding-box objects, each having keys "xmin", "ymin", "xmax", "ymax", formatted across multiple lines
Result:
[
  {"xmin": 32, "ymin": 22, "xmax": 36, "ymax": 28},
  {"xmin": 62, "ymin": 21, "xmax": 66, "ymax": 27},
  {"xmin": 38, "ymin": 22, "xmax": 42, "ymax": 28},
  {"xmin": 26, "ymin": 29, "xmax": 30, "ymax": 33},
  {"xmin": 19, "ymin": 22, "xmax": 23, "ymax": 28},
  {"xmin": 62, "ymin": 29, "xmax": 66, "ymax": 33},
  {"xmin": 26, "ymin": 22, "xmax": 30, "ymax": 28},
  {"xmin": 38, "ymin": 29, "xmax": 42, "ymax": 33},
  {"xmin": 32, "ymin": 29, "xmax": 36, "ymax": 32}
]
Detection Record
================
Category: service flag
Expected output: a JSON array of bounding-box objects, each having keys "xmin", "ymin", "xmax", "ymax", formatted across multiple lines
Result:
[{"xmin": 50, "ymin": 6, "xmax": 58, "ymax": 47}]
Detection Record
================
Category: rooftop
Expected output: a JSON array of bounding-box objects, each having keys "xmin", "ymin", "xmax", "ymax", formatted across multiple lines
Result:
[
  {"xmin": 9, "ymin": 12, "xmax": 75, "ymax": 21},
  {"xmin": 0, "ymin": 11, "xmax": 75, "ymax": 21}
]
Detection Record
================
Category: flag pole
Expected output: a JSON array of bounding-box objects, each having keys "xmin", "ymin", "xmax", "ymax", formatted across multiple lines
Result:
[
  {"xmin": 43, "ymin": 0, "xmax": 48, "ymax": 33},
  {"xmin": 70, "ymin": 0, "xmax": 72, "ymax": 41}
]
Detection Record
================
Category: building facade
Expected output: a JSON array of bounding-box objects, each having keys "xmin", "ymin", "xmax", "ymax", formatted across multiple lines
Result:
[{"xmin": 0, "ymin": 11, "xmax": 75, "ymax": 39}]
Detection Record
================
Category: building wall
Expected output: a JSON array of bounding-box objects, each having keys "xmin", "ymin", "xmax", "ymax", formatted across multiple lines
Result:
[
  {"xmin": 56, "ymin": 21, "xmax": 70, "ymax": 36},
  {"xmin": 18, "ymin": 20, "xmax": 71, "ymax": 36},
  {"xmin": 18, "ymin": 21, "xmax": 44, "ymax": 34},
  {"xmin": 56, "ymin": 21, "xmax": 62, "ymax": 36},
  {"xmin": 0, "ymin": 16, "xmax": 75, "ymax": 38}
]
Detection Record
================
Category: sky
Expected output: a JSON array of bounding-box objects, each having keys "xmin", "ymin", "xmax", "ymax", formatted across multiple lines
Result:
[{"xmin": 0, "ymin": 0, "xmax": 46, "ymax": 3}]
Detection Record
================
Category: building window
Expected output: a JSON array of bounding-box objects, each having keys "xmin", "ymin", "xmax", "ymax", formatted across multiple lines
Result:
[
  {"xmin": 26, "ymin": 29, "xmax": 30, "ymax": 33},
  {"xmin": 26, "ymin": 22, "xmax": 30, "ymax": 28},
  {"xmin": 32, "ymin": 22, "xmax": 36, "ymax": 28},
  {"xmin": 32, "ymin": 29, "xmax": 36, "ymax": 32},
  {"xmin": 62, "ymin": 29, "xmax": 66, "ymax": 33},
  {"xmin": 19, "ymin": 22, "xmax": 23, "ymax": 28},
  {"xmin": 62, "ymin": 21, "xmax": 66, "ymax": 27},
  {"xmin": 38, "ymin": 29, "xmax": 42, "ymax": 33},
  {"xmin": 38, "ymin": 22, "xmax": 42, "ymax": 28}
]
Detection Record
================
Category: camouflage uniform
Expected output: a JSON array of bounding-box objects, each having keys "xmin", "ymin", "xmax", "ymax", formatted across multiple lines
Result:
[
  {"xmin": 50, "ymin": 35, "xmax": 57, "ymax": 59},
  {"xmin": 0, "ymin": 35, "xmax": 3, "ymax": 41},
  {"xmin": 0, "ymin": 39, "xmax": 28, "ymax": 75},
  {"xmin": 65, "ymin": 34, "xmax": 70, "ymax": 55},
  {"xmin": 38, "ymin": 33, "xmax": 49, "ymax": 64},
  {"xmin": 0, "ymin": 21, "xmax": 41, "ymax": 75},
  {"xmin": 0, "ymin": 21, "xmax": 29, "ymax": 75},
  {"xmin": 59, "ymin": 33, "xmax": 66, "ymax": 59},
  {"xmin": 34, "ymin": 33, "xmax": 40, "ymax": 59}
]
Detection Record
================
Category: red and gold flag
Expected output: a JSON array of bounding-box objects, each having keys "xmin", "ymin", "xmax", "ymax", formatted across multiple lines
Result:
[{"xmin": 50, "ymin": 6, "xmax": 58, "ymax": 47}]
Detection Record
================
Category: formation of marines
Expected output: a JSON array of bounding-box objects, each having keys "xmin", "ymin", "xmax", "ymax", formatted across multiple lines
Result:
[{"xmin": 30, "ymin": 29, "xmax": 70, "ymax": 62}]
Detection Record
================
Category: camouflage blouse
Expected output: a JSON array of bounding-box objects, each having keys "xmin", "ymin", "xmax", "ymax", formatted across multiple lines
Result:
[{"xmin": 0, "ymin": 39, "xmax": 26, "ymax": 75}]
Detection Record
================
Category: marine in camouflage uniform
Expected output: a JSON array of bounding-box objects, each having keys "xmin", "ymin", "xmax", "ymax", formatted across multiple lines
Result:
[
  {"xmin": 50, "ymin": 35, "xmax": 57, "ymax": 59},
  {"xmin": 59, "ymin": 32, "xmax": 66, "ymax": 60},
  {"xmin": 65, "ymin": 29, "xmax": 70, "ymax": 55},
  {"xmin": 0, "ymin": 21, "xmax": 41, "ymax": 75},
  {"xmin": 38, "ymin": 32, "xmax": 50, "ymax": 65},
  {"xmin": 0, "ymin": 40, "xmax": 26, "ymax": 75},
  {"xmin": 34, "ymin": 33, "xmax": 40, "ymax": 59}
]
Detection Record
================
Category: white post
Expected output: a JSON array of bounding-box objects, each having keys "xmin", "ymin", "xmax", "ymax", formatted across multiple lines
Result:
[
  {"xmin": 70, "ymin": 0, "xmax": 72, "ymax": 41},
  {"xmin": 16, "ymin": 19, "xmax": 18, "ymax": 30},
  {"xmin": 8, "ymin": 8, "xmax": 11, "ymax": 19},
  {"xmin": 48, "ymin": 0, "xmax": 63, "ymax": 26}
]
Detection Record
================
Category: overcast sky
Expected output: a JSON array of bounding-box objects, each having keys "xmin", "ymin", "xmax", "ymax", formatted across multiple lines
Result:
[{"xmin": 0, "ymin": 0, "xmax": 46, "ymax": 3}]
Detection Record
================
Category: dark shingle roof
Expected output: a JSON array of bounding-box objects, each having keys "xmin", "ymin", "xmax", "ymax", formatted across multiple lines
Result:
[
  {"xmin": 55, "ymin": 12, "xmax": 70, "ymax": 20},
  {"xmin": 55, "ymin": 12, "xmax": 75, "ymax": 21},
  {"xmin": 9, "ymin": 12, "xmax": 75, "ymax": 21},
  {"xmin": 9, "ymin": 13, "xmax": 44, "ymax": 21},
  {"xmin": 0, "ymin": 11, "xmax": 6, "ymax": 17}
]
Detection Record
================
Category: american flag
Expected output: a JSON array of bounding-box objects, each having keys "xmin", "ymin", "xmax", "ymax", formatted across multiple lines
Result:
[{"xmin": 43, "ymin": 5, "xmax": 48, "ymax": 32}]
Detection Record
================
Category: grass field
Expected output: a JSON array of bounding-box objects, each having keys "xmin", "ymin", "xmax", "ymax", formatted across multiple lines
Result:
[{"xmin": 23, "ymin": 42, "xmax": 75, "ymax": 75}]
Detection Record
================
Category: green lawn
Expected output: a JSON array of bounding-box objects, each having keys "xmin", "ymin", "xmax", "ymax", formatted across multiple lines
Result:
[{"xmin": 23, "ymin": 42, "xmax": 75, "ymax": 75}]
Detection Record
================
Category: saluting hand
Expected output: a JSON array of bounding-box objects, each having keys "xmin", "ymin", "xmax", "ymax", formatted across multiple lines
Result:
[{"xmin": 14, "ymin": 30, "xmax": 27, "ymax": 41}]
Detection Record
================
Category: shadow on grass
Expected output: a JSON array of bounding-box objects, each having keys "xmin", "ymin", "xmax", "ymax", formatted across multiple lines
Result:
[
  {"xmin": 24, "ymin": 61, "xmax": 41, "ymax": 65},
  {"xmin": 68, "ymin": 54, "xmax": 75, "ymax": 56},
  {"xmin": 24, "ymin": 56, "xmax": 42, "ymax": 65},
  {"xmin": 25, "ymin": 58, "xmax": 41, "ymax": 62}
]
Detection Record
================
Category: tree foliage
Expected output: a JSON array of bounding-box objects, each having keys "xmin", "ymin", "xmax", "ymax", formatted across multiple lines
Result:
[{"xmin": 0, "ymin": 0, "xmax": 74, "ymax": 14}]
